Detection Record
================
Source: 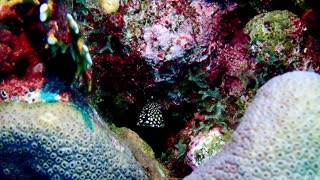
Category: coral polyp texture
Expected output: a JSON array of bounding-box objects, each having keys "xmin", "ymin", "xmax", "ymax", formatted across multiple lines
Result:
[
  {"xmin": 184, "ymin": 71, "xmax": 320, "ymax": 179},
  {"xmin": 0, "ymin": 102, "xmax": 147, "ymax": 179}
]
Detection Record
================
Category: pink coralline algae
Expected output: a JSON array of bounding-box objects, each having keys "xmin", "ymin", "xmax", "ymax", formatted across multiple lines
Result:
[
  {"xmin": 0, "ymin": 5, "xmax": 45, "ymax": 100},
  {"xmin": 207, "ymin": 31, "xmax": 254, "ymax": 97},
  {"xmin": 0, "ymin": 1, "xmax": 93, "ymax": 102},
  {"xmin": 1, "ymin": 0, "xmax": 320, "ymax": 179},
  {"xmin": 73, "ymin": 0, "xmax": 235, "ymax": 117},
  {"xmin": 81, "ymin": 0, "xmax": 242, "ymax": 123},
  {"xmin": 162, "ymin": 7, "xmax": 320, "ymax": 178},
  {"xmin": 122, "ymin": 0, "xmax": 238, "ymax": 70},
  {"xmin": 141, "ymin": 24, "xmax": 194, "ymax": 64}
]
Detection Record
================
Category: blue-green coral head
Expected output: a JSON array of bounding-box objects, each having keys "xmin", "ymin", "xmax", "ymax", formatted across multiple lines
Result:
[{"xmin": 0, "ymin": 101, "xmax": 147, "ymax": 179}]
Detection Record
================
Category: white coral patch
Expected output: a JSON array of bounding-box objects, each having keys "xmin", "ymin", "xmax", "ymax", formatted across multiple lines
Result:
[{"xmin": 185, "ymin": 71, "xmax": 320, "ymax": 179}]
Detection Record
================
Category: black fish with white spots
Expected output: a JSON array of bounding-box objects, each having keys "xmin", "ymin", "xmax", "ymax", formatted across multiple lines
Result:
[{"xmin": 137, "ymin": 101, "xmax": 165, "ymax": 128}]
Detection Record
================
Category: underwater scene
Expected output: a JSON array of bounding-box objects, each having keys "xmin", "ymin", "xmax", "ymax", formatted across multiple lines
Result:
[{"xmin": 0, "ymin": 0, "xmax": 319, "ymax": 179}]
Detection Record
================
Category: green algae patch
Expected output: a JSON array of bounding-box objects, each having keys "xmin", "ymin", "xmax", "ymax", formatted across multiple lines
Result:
[{"xmin": 245, "ymin": 10, "xmax": 303, "ymax": 64}]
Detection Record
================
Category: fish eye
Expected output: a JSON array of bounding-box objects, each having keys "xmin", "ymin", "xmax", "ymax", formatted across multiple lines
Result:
[{"xmin": 0, "ymin": 90, "xmax": 8, "ymax": 100}]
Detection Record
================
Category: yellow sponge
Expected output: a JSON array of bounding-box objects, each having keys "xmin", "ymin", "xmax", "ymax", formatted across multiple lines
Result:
[{"xmin": 101, "ymin": 0, "xmax": 120, "ymax": 14}]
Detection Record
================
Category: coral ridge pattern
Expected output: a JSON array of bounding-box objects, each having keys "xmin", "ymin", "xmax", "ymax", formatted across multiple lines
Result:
[
  {"xmin": 185, "ymin": 71, "xmax": 320, "ymax": 179},
  {"xmin": 0, "ymin": 102, "xmax": 147, "ymax": 179}
]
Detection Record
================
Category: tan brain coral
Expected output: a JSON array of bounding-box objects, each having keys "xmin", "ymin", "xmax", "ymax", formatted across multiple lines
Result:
[{"xmin": 185, "ymin": 71, "xmax": 320, "ymax": 179}]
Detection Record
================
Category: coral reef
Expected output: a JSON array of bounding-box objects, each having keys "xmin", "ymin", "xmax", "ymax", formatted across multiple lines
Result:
[
  {"xmin": 186, "ymin": 127, "xmax": 232, "ymax": 169},
  {"xmin": 73, "ymin": 2, "xmax": 246, "ymax": 166},
  {"xmin": 0, "ymin": 0, "xmax": 93, "ymax": 101},
  {"xmin": 39, "ymin": 0, "xmax": 93, "ymax": 91},
  {"xmin": 77, "ymin": 0, "xmax": 240, "ymax": 107},
  {"xmin": 184, "ymin": 71, "xmax": 320, "ymax": 179},
  {"xmin": 112, "ymin": 126, "xmax": 170, "ymax": 179},
  {"xmin": 162, "ymin": 30, "xmax": 253, "ymax": 177},
  {"xmin": 0, "ymin": 4, "xmax": 45, "ymax": 100},
  {"xmin": 0, "ymin": 101, "xmax": 147, "ymax": 179},
  {"xmin": 1, "ymin": 0, "xmax": 320, "ymax": 178},
  {"xmin": 120, "ymin": 0, "xmax": 238, "ymax": 80},
  {"xmin": 245, "ymin": 10, "xmax": 307, "ymax": 73},
  {"xmin": 244, "ymin": 10, "xmax": 320, "ymax": 86}
]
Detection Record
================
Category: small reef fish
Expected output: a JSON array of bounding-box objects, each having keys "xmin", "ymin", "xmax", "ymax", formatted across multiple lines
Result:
[{"xmin": 137, "ymin": 101, "xmax": 165, "ymax": 128}]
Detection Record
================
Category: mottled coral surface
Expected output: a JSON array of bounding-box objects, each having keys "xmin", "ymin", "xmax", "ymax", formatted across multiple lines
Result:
[
  {"xmin": 0, "ymin": 102, "xmax": 147, "ymax": 179},
  {"xmin": 185, "ymin": 71, "xmax": 320, "ymax": 179},
  {"xmin": 1, "ymin": 0, "xmax": 320, "ymax": 179},
  {"xmin": 0, "ymin": 6, "xmax": 45, "ymax": 99}
]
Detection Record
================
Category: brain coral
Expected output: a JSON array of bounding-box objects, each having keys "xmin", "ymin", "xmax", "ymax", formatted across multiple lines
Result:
[
  {"xmin": 185, "ymin": 71, "xmax": 320, "ymax": 179},
  {"xmin": 0, "ymin": 102, "xmax": 147, "ymax": 179}
]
